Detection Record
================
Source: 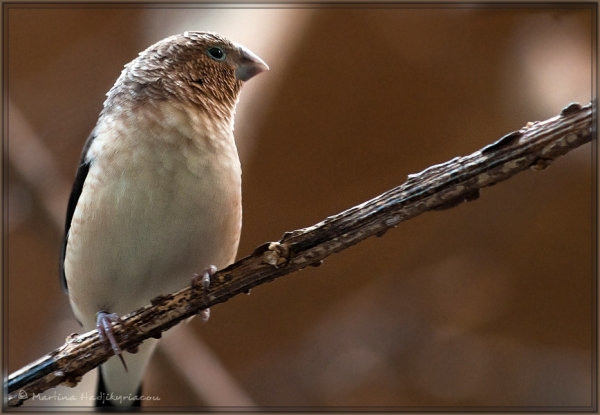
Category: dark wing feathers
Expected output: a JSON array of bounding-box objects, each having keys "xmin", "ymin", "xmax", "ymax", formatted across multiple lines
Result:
[{"xmin": 60, "ymin": 130, "xmax": 96, "ymax": 292}]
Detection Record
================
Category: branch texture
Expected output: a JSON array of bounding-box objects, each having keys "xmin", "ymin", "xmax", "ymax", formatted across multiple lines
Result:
[{"xmin": 6, "ymin": 101, "xmax": 594, "ymax": 406}]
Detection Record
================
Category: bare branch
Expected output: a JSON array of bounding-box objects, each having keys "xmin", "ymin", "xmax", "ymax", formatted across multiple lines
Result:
[{"xmin": 7, "ymin": 101, "xmax": 593, "ymax": 406}]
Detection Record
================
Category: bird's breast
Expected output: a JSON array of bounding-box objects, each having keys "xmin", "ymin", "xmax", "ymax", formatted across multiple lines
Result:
[{"xmin": 65, "ymin": 113, "xmax": 242, "ymax": 329}]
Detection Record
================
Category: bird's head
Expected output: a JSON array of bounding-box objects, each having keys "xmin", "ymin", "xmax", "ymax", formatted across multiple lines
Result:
[{"xmin": 105, "ymin": 31, "xmax": 269, "ymax": 121}]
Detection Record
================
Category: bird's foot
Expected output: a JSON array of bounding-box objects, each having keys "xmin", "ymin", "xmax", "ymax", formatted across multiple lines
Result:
[
  {"xmin": 190, "ymin": 265, "xmax": 217, "ymax": 323},
  {"xmin": 96, "ymin": 311, "xmax": 128, "ymax": 371},
  {"xmin": 199, "ymin": 308, "xmax": 210, "ymax": 323},
  {"xmin": 191, "ymin": 265, "xmax": 216, "ymax": 292}
]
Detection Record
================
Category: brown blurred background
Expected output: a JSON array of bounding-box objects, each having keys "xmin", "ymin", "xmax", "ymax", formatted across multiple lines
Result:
[{"xmin": 5, "ymin": 4, "xmax": 595, "ymax": 410}]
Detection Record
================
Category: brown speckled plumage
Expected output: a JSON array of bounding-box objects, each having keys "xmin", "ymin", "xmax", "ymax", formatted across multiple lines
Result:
[{"xmin": 102, "ymin": 32, "xmax": 243, "ymax": 127}]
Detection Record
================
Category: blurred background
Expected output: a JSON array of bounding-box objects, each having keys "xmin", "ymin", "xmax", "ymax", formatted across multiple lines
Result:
[{"xmin": 5, "ymin": 4, "xmax": 595, "ymax": 410}]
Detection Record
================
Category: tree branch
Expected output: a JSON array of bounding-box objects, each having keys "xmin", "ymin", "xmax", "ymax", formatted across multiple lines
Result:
[{"xmin": 6, "ymin": 101, "xmax": 594, "ymax": 406}]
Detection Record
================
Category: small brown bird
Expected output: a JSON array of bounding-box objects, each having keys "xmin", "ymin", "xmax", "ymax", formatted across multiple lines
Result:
[{"xmin": 60, "ymin": 31, "xmax": 268, "ymax": 407}]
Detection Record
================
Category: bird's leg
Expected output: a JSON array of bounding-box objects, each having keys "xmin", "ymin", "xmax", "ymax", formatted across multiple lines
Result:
[
  {"xmin": 190, "ymin": 265, "xmax": 217, "ymax": 323},
  {"xmin": 96, "ymin": 311, "xmax": 128, "ymax": 371}
]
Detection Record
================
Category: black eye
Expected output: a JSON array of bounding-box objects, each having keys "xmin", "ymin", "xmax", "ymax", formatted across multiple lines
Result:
[{"xmin": 207, "ymin": 47, "xmax": 226, "ymax": 61}]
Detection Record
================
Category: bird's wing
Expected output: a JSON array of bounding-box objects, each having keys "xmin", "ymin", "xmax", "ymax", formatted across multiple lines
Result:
[{"xmin": 60, "ymin": 130, "xmax": 96, "ymax": 293}]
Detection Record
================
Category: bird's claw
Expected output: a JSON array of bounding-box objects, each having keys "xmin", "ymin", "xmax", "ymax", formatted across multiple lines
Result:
[
  {"xmin": 199, "ymin": 308, "xmax": 210, "ymax": 323},
  {"xmin": 190, "ymin": 265, "xmax": 217, "ymax": 323},
  {"xmin": 191, "ymin": 265, "xmax": 216, "ymax": 291},
  {"xmin": 96, "ymin": 311, "xmax": 128, "ymax": 371}
]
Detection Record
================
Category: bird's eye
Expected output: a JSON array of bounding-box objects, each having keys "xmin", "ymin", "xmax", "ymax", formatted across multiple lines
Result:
[{"xmin": 207, "ymin": 47, "xmax": 226, "ymax": 61}]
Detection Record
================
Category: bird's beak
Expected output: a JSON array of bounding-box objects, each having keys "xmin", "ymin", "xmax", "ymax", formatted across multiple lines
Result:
[{"xmin": 234, "ymin": 44, "xmax": 269, "ymax": 82}]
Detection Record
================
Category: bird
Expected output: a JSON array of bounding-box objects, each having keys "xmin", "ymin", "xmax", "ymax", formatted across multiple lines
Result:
[{"xmin": 60, "ymin": 31, "xmax": 268, "ymax": 408}]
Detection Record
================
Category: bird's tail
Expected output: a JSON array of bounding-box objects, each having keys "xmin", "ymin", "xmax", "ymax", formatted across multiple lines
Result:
[{"xmin": 95, "ymin": 338, "xmax": 159, "ymax": 409}]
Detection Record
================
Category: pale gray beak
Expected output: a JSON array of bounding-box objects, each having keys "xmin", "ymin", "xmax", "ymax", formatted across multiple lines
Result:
[{"xmin": 235, "ymin": 44, "xmax": 269, "ymax": 82}]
